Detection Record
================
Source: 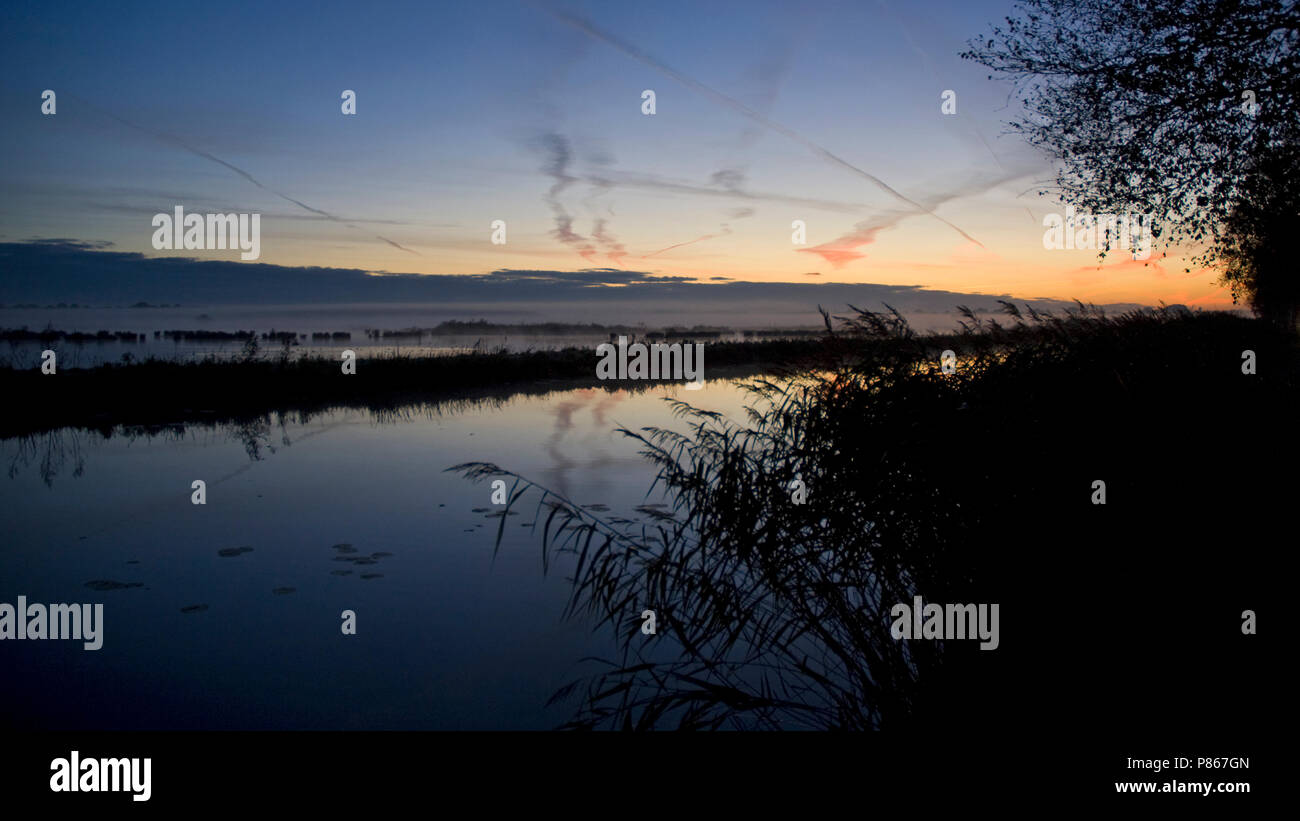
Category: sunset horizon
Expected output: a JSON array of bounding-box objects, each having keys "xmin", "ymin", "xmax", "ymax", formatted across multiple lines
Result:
[{"xmin": 2, "ymin": 1, "xmax": 1235, "ymax": 313}]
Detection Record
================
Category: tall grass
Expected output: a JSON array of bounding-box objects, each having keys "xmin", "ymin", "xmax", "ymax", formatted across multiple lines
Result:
[{"xmin": 452, "ymin": 303, "xmax": 1299, "ymax": 730}]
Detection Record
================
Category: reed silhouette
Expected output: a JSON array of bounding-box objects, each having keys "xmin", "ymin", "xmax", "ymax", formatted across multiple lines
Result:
[{"xmin": 454, "ymin": 303, "xmax": 1292, "ymax": 730}]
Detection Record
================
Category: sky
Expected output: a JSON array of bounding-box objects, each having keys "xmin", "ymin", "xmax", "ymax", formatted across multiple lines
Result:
[{"xmin": 0, "ymin": 0, "xmax": 1232, "ymax": 311}]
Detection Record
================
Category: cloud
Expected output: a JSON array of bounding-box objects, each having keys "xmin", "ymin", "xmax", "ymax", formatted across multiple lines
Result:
[
  {"xmin": 642, "ymin": 230, "xmax": 729, "ymax": 259},
  {"xmin": 21, "ymin": 238, "xmax": 115, "ymax": 251},
  {"xmin": 586, "ymin": 169, "xmax": 864, "ymax": 213},
  {"xmin": 484, "ymin": 268, "xmax": 696, "ymax": 285},
  {"xmin": 799, "ymin": 170, "xmax": 1025, "ymax": 267},
  {"xmin": 798, "ymin": 222, "xmax": 891, "ymax": 267},
  {"xmin": 591, "ymin": 217, "xmax": 628, "ymax": 265},
  {"xmin": 532, "ymin": 131, "xmax": 601, "ymax": 261},
  {"xmin": 70, "ymin": 93, "xmax": 420, "ymax": 255},
  {"xmin": 635, "ymin": 187, "xmax": 762, "ymax": 260},
  {"xmin": 0, "ymin": 240, "xmax": 1150, "ymax": 319},
  {"xmin": 1070, "ymin": 255, "xmax": 1169, "ymax": 277},
  {"xmin": 538, "ymin": 4, "xmax": 984, "ymax": 246},
  {"xmin": 82, "ymin": 202, "xmax": 424, "ymax": 226}
]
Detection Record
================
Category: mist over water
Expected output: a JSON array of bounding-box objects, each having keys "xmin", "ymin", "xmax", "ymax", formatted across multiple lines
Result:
[
  {"xmin": 0, "ymin": 301, "xmax": 972, "ymax": 366},
  {"xmin": 0, "ymin": 301, "xmax": 974, "ymax": 332}
]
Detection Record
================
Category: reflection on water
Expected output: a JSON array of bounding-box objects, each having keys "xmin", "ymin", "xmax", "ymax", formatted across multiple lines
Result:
[
  {"xmin": 6, "ymin": 426, "xmax": 88, "ymax": 486},
  {"xmin": 0, "ymin": 380, "xmax": 757, "ymax": 729}
]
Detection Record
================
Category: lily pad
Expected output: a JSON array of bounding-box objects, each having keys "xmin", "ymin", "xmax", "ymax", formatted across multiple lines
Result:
[{"xmin": 84, "ymin": 580, "xmax": 143, "ymax": 591}]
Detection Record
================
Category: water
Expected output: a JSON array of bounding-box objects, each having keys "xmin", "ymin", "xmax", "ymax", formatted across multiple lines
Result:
[{"xmin": 0, "ymin": 380, "xmax": 757, "ymax": 729}]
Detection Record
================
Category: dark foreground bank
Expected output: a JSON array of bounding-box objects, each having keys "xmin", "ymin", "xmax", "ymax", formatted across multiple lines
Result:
[
  {"xmin": 0, "ymin": 337, "xmax": 830, "ymax": 437},
  {"xmin": 449, "ymin": 304, "xmax": 1292, "ymax": 733}
]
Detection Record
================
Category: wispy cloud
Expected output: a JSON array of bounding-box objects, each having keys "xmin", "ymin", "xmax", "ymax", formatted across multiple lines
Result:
[
  {"xmin": 642, "ymin": 232, "xmax": 727, "ymax": 259},
  {"xmin": 532, "ymin": 131, "xmax": 599, "ymax": 261},
  {"xmin": 800, "ymin": 171, "xmax": 1023, "ymax": 267},
  {"xmin": 585, "ymin": 169, "xmax": 864, "ymax": 213},
  {"xmin": 538, "ymin": 4, "xmax": 984, "ymax": 246},
  {"xmin": 70, "ymin": 93, "xmax": 420, "ymax": 255},
  {"xmin": 591, "ymin": 217, "xmax": 627, "ymax": 265}
]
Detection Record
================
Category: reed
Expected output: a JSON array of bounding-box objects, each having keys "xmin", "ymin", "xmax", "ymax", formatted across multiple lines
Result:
[{"xmin": 452, "ymin": 303, "xmax": 1300, "ymax": 730}]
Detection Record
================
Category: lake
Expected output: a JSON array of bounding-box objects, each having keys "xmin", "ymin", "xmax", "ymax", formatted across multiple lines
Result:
[{"xmin": 0, "ymin": 379, "xmax": 759, "ymax": 729}]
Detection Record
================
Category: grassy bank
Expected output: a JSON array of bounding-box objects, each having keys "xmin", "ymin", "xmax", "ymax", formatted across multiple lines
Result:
[{"xmin": 0, "ymin": 337, "xmax": 832, "ymax": 437}]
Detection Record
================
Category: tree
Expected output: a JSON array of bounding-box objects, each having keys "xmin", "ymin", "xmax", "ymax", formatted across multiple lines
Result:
[
  {"xmin": 962, "ymin": 0, "xmax": 1300, "ymax": 327},
  {"xmin": 1214, "ymin": 139, "xmax": 1300, "ymax": 327}
]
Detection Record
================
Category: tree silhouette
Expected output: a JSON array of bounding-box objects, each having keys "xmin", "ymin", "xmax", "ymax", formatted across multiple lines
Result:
[
  {"xmin": 963, "ymin": 0, "xmax": 1300, "ymax": 327},
  {"xmin": 1211, "ymin": 139, "xmax": 1300, "ymax": 327}
]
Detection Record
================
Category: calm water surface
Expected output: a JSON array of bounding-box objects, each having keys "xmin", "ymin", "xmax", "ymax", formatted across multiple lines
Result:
[{"xmin": 0, "ymin": 380, "xmax": 758, "ymax": 729}]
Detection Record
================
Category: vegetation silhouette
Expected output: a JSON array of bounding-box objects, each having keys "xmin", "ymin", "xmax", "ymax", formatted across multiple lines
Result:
[
  {"xmin": 1212, "ymin": 140, "xmax": 1300, "ymax": 328},
  {"xmin": 964, "ymin": 0, "xmax": 1300, "ymax": 328},
  {"xmin": 0, "ymin": 339, "xmax": 824, "ymax": 437},
  {"xmin": 454, "ymin": 303, "xmax": 1293, "ymax": 730}
]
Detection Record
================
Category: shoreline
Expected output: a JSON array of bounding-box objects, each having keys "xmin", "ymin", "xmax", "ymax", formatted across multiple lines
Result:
[{"xmin": 0, "ymin": 337, "xmax": 833, "ymax": 437}]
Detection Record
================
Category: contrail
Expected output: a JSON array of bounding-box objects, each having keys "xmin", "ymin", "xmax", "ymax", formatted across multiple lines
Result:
[
  {"xmin": 591, "ymin": 217, "xmax": 628, "ymax": 265},
  {"xmin": 874, "ymin": 0, "xmax": 1037, "ymax": 225},
  {"xmin": 641, "ymin": 206, "xmax": 750, "ymax": 259},
  {"xmin": 70, "ymin": 93, "xmax": 420, "ymax": 255},
  {"xmin": 642, "ymin": 230, "xmax": 726, "ymax": 259},
  {"xmin": 585, "ymin": 170, "xmax": 864, "ymax": 213},
  {"xmin": 532, "ymin": 131, "xmax": 599, "ymax": 261},
  {"xmin": 538, "ymin": 5, "xmax": 983, "ymax": 247},
  {"xmin": 801, "ymin": 169, "xmax": 1020, "ymax": 267}
]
